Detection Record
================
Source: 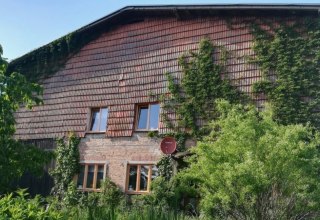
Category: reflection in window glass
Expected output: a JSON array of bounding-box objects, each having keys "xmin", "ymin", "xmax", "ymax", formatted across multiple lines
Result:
[
  {"xmin": 149, "ymin": 104, "xmax": 160, "ymax": 130},
  {"xmin": 99, "ymin": 108, "xmax": 108, "ymax": 131},
  {"xmin": 127, "ymin": 164, "xmax": 159, "ymax": 193},
  {"xmin": 151, "ymin": 165, "xmax": 159, "ymax": 180},
  {"xmin": 96, "ymin": 165, "xmax": 104, "ymax": 189},
  {"xmin": 77, "ymin": 166, "xmax": 85, "ymax": 189},
  {"xmin": 90, "ymin": 110, "xmax": 100, "ymax": 131},
  {"xmin": 140, "ymin": 165, "xmax": 149, "ymax": 191},
  {"xmin": 137, "ymin": 107, "xmax": 148, "ymax": 129},
  {"xmin": 87, "ymin": 165, "xmax": 95, "ymax": 189},
  {"xmin": 128, "ymin": 165, "xmax": 137, "ymax": 191}
]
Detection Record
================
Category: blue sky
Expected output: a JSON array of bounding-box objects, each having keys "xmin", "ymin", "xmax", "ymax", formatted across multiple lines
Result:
[{"xmin": 1, "ymin": 0, "xmax": 319, "ymax": 60}]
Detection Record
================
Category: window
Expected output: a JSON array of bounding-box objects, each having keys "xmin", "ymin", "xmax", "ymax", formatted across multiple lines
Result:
[
  {"xmin": 126, "ymin": 164, "xmax": 158, "ymax": 194},
  {"xmin": 89, "ymin": 107, "xmax": 108, "ymax": 132},
  {"xmin": 76, "ymin": 163, "xmax": 106, "ymax": 191},
  {"xmin": 136, "ymin": 103, "xmax": 160, "ymax": 130}
]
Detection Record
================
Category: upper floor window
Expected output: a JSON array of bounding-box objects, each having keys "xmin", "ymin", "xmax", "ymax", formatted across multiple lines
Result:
[
  {"xmin": 136, "ymin": 103, "xmax": 160, "ymax": 130},
  {"xmin": 76, "ymin": 163, "xmax": 107, "ymax": 191},
  {"xmin": 90, "ymin": 108, "xmax": 108, "ymax": 132}
]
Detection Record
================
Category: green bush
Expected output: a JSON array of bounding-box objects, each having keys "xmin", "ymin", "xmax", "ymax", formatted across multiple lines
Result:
[
  {"xmin": 0, "ymin": 189, "xmax": 61, "ymax": 220},
  {"xmin": 182, "ymin": 100, "xmax": 320, "ymax": 219}
]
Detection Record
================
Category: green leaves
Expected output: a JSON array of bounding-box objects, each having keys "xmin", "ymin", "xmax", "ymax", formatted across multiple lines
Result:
[
  {"xmin": 0, "ymin": 189, "xmax": 62, "ymax": 219},
  {"xmin": 50, "ymin": 132, "xmax": 80, "ymax": 199},
  {"xmin": 0, "ymin": 44, "xmax": 51, "ymax": 193},
  {"xmin": 164, "ymin": 38, "xmax": 241, "ymax": 137},
  {"xmin": 183, "ymin": 100, "xmax": 320, "ymax": 219},
  {"xmin": 252, "ymin": 18, "xmax": 320, "ymax": 128}
]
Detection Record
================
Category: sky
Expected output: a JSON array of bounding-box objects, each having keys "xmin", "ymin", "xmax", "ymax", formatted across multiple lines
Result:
[{"xmin": 0, "ymin": 0, "xmax": 319, "ymax": 60}]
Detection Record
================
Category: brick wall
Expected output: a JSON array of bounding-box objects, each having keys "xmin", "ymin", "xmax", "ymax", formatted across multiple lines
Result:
[{"xmin": 80, "ymin": 132, "xmax": 162, "ymax": 190}]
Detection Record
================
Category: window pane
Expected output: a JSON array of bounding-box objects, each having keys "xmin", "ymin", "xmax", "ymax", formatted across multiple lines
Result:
[
  {"xmin": 149, "ymin": 104, "xmax": 160, "ymax": 130},
  {"xmin": 86, "ymin": 165, "xmax": 95, "ymax": 189},
  {"xmin": 128, "ymin": 165, "xmax": 137, "ymax": 191},
  {"xmin": 140, "ymin": 165, "xmax": 149, "ymax": 191},
  {"xmin": 99, "ymin": 108, "xmax": 108, "ymax": 131},
  {"xmin": 151, "ymin": 165, "xmax": 159, "ymax": 180},
  {"xmin": 96, "ymin": 165, "xmax": 104, "ymax": 189},
  {"xmin": 77, "ymin": 166, "xmax": 85, "ymax": 189},
  {"xmin": 137, "ymin": 107, "xmax": 148, "ymax": 129},
  {"xmin": 90, "ymin": 110, "xmax": 100, "ymax": 131}
]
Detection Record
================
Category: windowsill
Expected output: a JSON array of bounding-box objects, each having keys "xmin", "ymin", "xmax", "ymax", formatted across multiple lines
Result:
[
  {"xmin": 126, "ymin": 190, "xmax": 150, "ymax": 195},
  {"xmin": 85, "ymin": 131, "xmax": 106, "ymax": 134},
  {"xmin": 135, "ymin": 129, "xmax": 159, "ymax": 132},
  {"xmin": 77, "ymin": 188, "xmax": 102, "ymax": 192}
]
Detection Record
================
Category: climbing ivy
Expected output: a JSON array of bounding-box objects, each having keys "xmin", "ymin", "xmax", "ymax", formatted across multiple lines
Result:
[
  {"xmin": 163, "ymin": 38, "xmax": 242, "ymax": 138},
  {"xmin": 156, "ymin": 156, "xmax": 174, "ymax": 181},
  {"xmin": 251, "ymin": 18, "xmax": 320, "ymax": 128},
  {"xmin": 7, "ymin": 25, "xmax": 107, "ymax": 81},
  {"xmin": 50, "ymin": 132, "xmax": 80, "ymax": 199}
]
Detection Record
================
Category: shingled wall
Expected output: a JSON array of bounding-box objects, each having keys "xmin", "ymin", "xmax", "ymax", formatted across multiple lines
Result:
[{"xmin": 13, "ymin": 15, "xmax": 278, "ymax": 140}]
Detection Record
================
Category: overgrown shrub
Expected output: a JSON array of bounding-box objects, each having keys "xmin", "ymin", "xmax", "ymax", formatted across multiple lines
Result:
[
  {"xmin": 0, "ymin": 189, "xmax": 61, "ymax": 220},
  {"xmin": 182, "ymin": 100, "xmax": 320, "ymax": 219}
]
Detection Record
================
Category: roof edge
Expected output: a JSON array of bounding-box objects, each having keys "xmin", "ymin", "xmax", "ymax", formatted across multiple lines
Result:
[{"xmin": 11, "ymin": 4, "xmax": 320, "ymax": 63}]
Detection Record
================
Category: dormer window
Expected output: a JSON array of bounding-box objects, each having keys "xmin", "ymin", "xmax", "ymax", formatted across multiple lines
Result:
[
  {"xmin": 90, "ymin": 108, "xmax": 108, "ymax": 132},
  {"xmin": 136, "ymin": 103, "xmax": 160, "ymax": 131}
]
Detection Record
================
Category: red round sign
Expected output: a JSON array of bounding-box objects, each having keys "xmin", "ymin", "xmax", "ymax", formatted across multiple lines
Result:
[{"xmin": 160, "ymin": 137, "xmax": 177, "ymax": 154}]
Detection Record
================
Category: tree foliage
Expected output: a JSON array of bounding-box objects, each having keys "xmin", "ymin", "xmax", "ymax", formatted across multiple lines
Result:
[
  {"xmin": 0, "ymin": 45, "xmax": 52, "ymax": 194},
  {"xmin": 182, "ymin": 100, "xmax": 320, "ymax": 219}
]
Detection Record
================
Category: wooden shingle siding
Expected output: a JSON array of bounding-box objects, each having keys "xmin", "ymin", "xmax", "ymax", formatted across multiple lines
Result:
[{"xmin": 14, "ymin": 15, "xmax": 299, "ymax": 139}]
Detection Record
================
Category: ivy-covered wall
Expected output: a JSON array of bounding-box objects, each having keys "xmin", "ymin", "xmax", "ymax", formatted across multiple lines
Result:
[{"xmin": 251, "ymin": 18, "xmax": 320, "ymax": 128}]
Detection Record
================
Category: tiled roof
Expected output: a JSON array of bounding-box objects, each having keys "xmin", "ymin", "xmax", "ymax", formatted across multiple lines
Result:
[{"xmin": 12, "ymin": 13, "xmax": 313, "ymax": 139}]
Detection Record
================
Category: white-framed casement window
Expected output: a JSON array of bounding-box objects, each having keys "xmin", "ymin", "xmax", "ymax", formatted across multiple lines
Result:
[
  {"xmin": 126, "ymin": 163, "xmax": 158, "ymax": 194},
  {"xmin": 89, "ymin": 107, "xmax": 108, "ymax": 132},
  {"xmin": 135, "ymin": 103, "xmax": 160, "ymax": 131},
  {"xmin": 76, "ymin": 163, "xmax": 107, "ymax": 191}
]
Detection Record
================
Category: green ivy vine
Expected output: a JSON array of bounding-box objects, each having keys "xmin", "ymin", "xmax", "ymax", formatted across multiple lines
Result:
[
  {"xmin": 154, "ymin": 39, "xmax": 242, "ymax": 178},
  {"xmin": 162, "ymin": 38, "xmax": 242, "ymax": 138},
  {"xmin": 8, "ymin": 26, "xmax": 106, "ymax": 81},
  {"xmin": 50, "ymin": 132, "xmax": 80, "ymax": 199},
  {"xmin": 251, "ymin": 18, "xmax": 320, "ymax": 128},
  {"xmin": 156, "ymin": 156, "xmax": 174, "ymax": 181}
]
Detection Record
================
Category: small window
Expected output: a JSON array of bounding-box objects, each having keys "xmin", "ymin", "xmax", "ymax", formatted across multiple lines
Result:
[
  {"xmin": 90, "ymin": 108, "xmax": 108, "ymax": 132},
  {"xmin": 136, "ymin": 103, "xmax": 160, "ymax": 130},
  {"xmin": 126, "ymin": 164, "xmax": 158, "ymax": 194},
  {"xmin": 76, "ymin": 163, "xmax": 106, "ymax": 191}
]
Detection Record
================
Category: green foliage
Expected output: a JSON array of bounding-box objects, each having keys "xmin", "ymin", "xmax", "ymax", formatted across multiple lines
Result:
[
  {"xmin": 156, "ymin": 156, "xmax": 174, "ymax": 181},
  {"xmin": 134, "ymin": 173, "xmax": 200, "ymax": 216},
  {"xmin": 163, "ymin": 38, "xmax": 241, "ymax": 138},
  {"xmin": 50, "ymin": 132, "xmax": 80, "ymax": 199},
  {"xmin": 183, "ymin": 100, "xmax": 320, "ymax": 219},
  {"xmin": 0, "ymin": 189, "xmax": 61, "ymax": 219},
  {"xmin": 62, "ymin": 204, "xmax": 194, "ymax": 220},
  {"xmin": 8, "ymin": 26, "xmax": 107, "ymax": 81},
  {"xmin": 251, "ymin": 19, "xmax": 320, "ymax": 128},
  {"xmin": 86, "ymin": 178, "xmax": 124, "ymax": 209},
  {"xmin": 0, "ymin": 44, "xmax": 53, "ymax": 194}
]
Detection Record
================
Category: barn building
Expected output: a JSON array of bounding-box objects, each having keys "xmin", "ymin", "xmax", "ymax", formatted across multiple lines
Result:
[{"xmin": 8, "ymin": 5, "xmax": 320, "ymax": 195}]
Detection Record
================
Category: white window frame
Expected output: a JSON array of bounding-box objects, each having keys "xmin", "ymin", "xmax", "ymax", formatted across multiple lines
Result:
[{"xmin": 135, "ymin": 103, "xmax": 160, "ymax": 131}]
